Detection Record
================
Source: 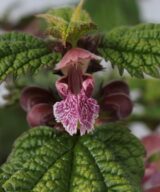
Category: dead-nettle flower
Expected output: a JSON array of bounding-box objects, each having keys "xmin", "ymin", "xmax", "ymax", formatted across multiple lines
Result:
[
  {"xmin": 20, "ymin": 48, "xmax": 133, "ymax": 136},
  {"xmin": 53, "ymin": 48, "xmax": 101, "ymax": 135}
]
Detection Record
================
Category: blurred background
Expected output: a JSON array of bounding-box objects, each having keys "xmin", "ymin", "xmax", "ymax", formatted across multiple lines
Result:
[{"xmin": 0, "ymin": 0, "xmax": 160, "ymax": 190}]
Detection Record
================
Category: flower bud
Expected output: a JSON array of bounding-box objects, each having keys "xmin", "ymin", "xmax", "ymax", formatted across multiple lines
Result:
[
  {"xmin": 104, "ymin": 93, "xmax": 133, "ymax": 120},
  {"xmin": 103, "ymin": 80, "xmax": 130, "ymax": 96},
  {"xmin": 20, "ymin": 86, "xmax": 54, "ymax": 112},
  {"xmin": 27, "ymin": 103, "xmax": 53, "ymax": 127},
  {"xmin": 101, "ymin": 80, "xmax": 133, "ymax": 121}
]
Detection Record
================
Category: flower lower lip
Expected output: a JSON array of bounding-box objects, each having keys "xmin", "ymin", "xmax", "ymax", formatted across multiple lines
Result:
[{"xmin": 53, "ymin": 71, "xmax": 99, "ymax": 136}]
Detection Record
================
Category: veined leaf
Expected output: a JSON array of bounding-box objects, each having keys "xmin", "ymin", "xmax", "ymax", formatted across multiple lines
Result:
[
  {"xmin": 0, "ymin": 124, "xmax": 144, "ymax": 192},
  {"xmin": 38, "ymin": 0, "xmax": 96, "ymax": 46},
  {"xmin": 99, "ymin": 24, "xmax": 160, "ymax": 78},
  {"xmin": 0, "ymin": 32, "xmax": 60, "ymax": 81}
]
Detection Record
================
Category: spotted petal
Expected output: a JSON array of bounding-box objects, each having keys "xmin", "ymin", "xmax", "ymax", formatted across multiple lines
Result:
[
  {"xmin": 53, "ymin": 92, "xmax": 78, "ymax": 135},
  {"xmin": 78, "ymin": 93, "xmax": 99, "ymax": 135},
  {"xmin": 53, "ymin": 75, "xmax": 99, "ymax": 135},
  {"xmin": 53, "ymin": 91, "xmax": 99, "ymax": 135}
]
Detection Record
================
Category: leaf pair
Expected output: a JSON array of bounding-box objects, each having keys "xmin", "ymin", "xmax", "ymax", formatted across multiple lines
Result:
[{"xmin": 1, "ymin": 23, "xmax": 160, "ymax": 81}]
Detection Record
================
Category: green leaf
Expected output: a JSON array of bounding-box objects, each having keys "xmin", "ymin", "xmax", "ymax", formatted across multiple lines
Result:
[
  {"xmin": 99, "ymin": 24, "xmax": 160, "ymax": 78},
  {"xmin": 0, "ymin": 124, "xmax": 144, "ymax": 192},
  {"xmin": 38, "ymin": 0, "xmax": 96, "ymax": 46},
  {"xmin": 84, "ymin": 0, "xmax": 140, "ymax": 31},
  {"xmin": 0, "ymin": 32, "xmax": 60, "ymax": 81}
]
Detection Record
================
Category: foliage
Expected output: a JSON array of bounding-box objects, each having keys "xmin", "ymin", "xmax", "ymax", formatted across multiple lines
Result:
[
  {"xmin": 0, "ymin": 32, "xmax": 60, "ymax": 81},
  {"xmin": 99, "ymin": 24, "xmax": 160, "ymax": 78},
  {"xmin": 0, "ymin": 124, "xmax": 144, "ymax": 192}
]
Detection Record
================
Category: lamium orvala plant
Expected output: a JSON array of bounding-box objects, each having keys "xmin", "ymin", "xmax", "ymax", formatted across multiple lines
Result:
[{"xmin": 2, "ymin": 0, "xmax": 160, "ymax": 191}]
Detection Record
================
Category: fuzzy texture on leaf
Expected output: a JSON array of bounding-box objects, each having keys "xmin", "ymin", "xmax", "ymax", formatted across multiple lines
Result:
[
  {"xmin": 38, "ymin": 3, "xmax": 97, "ymax": 46},
  {"xmin": 0, "ymin": 124, "xmax": 145, "ymax": 192},
  {"xmin": 99, "ymin": 24, "xmax": 160, "ymax": 78},
  {"xmin": 0, "ymin": 32, "xmax": 60, "ymax": 81}
]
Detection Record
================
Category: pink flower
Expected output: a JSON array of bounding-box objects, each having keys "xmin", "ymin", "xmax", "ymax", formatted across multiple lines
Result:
[
  {"xmin": 20, "ymin": 48, "xmax": 133, "ymax": 136},
  {"xmin": 53, "ymin": 48, "xmax": 100, "ymax": 135}
]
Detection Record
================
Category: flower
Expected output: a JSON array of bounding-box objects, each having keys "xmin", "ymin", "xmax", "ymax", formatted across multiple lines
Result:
[
  {"xmin": 20, "ymin": 49, "xmax": 133, "ymax": 136},
  {"xmin": 53, "ymin": 48, "xmax": 100, "ymax": 135}
]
